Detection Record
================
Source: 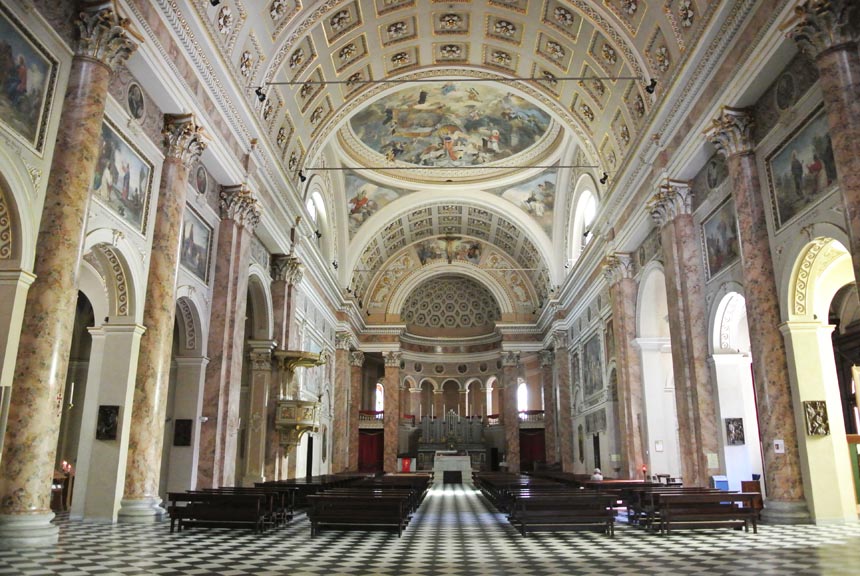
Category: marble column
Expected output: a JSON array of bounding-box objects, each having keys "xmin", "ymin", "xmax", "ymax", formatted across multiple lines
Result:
[
  {"xmin": 706, "ymin": 108, "xmax": 809, "ymax": 522},
  {"xmin": 242, "ymin": 340, "xmax": 275, "ymax": 485},
  {"xmin": 539, "ymin": 350, "xmax": 558, "ymax": 465},
  {"xmin": 649, "ymin": 182, "xmax": 721, "ymax": 486},
  {"xmin": 553, "ymin": 333, "xmax": 575, "ymax": 472},
  {"xmin": 347, "ymin": 351, "xmax": 364, "ymax": 471},
  {"xmin": 0, "ymin": 4, "xmax": 136, "ymax": 547},
  {"xmin": 790, "ymin": 2, "xmax": 860, "ymax": 288},
  {"xmin": 331, "ymin": 333, "xmax": 352, "ymax": 473},
  {"xmin": 501, "ymin": 351, "xmax": 521, "ymax": 473},
  {"xmin": 382, "ymin": 351, "xmax": 402, "ymax": 472},
  {"xmin": 119, "ymin": 114, "xmax": 206, "ymax": 523},
  {"xmin": 264, "ymin": 255, "xmax": 302, "ymax": 481},
  {"xmin": 603, "ymin": 255, "xmax": 646, "ymax": 480},
  {"xmin": 197, "ymin": 186, "xmax": 261, "ymax": 489},
  {"xmin": 433, "ymin": 390, "xmax": 444, "ymax": 419}
]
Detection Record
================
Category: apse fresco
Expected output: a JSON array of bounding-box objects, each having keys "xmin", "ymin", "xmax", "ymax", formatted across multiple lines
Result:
[
  {"xmin": 489, "ymin": 167, "xmax": 557, "ymax": 234},
  {"xmin": 345, "ymin": 170, "xmax": 411, "ymax": 237},
  {"xmin": 348, "ymin": 81, "xmax": 552, "ymax": 167}
]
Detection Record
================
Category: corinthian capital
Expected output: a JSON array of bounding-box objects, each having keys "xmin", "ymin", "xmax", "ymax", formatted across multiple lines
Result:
[
  {"xmin": 271, "ymin": 254, "xmax": 303, "ymax": 285},
  {"xmin": 789, "ymin": 0, "xmax": 859, "ymax": 58},
  {"xmin": 539, "ymin": 349, "xmax": 555, "ymax": 367},
  {"xmin": 335, "ymin": 331, "xmax": 353, "ymax": 350},
  {"xmin": 648, "ymin": 180, "xmax": 693, "ymax": 227},
  {"xmin": 162, "ymin": 114, "xmax": 207, "ymax": 166},
  {"xmin": 705, "ymin": 107, "xmax": 754, "ymax": 158},
  {"xmin": 349, "ymin": 351, "xmax": 365, "ymax": 367},
  {"xmin": 602, "ymin": 253, "xmax": 634, "ymax": 286},
  {"xmin": 76, "ymin": 2, "xmax": 138, "ymax": 70},
  {"xmin": 220, "ymin": 185, "xmax": 261, "ymax": 230},
  {"xmin": 383, "ymin": 351, "xmax": 402, "ymax": 367},
  {"xmin": 501, "ymin": 350, "xmax": 520, "ymax": 367}
]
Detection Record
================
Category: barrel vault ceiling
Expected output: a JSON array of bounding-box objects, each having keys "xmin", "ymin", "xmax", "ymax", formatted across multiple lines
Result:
[{"xmin": 163, "ymin": 0, "xmax": 719, "ymax": 321}]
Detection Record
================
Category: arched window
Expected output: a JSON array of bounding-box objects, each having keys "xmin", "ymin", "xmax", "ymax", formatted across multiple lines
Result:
[
  {"xmin": 517, "ymin": 380, "xmax": 528, "ymax": 412},
  {"xmin": 375, "ymin": 382, "xmax": 384, "ymax": 412},
  {"xmin": 306, "ymin": 197, "xmax": 317, "ymax": 222},
  {"xmin": 570, "ymin": 187, "xmax": 599, "ymax": 264},
  {"xmin": 580, "ymin": 190, "xmax": 597, "ymax": 232}
]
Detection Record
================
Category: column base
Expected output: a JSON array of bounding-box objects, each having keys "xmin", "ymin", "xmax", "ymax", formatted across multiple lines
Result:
[
  {"xmin": 117, "ymin": 497, "xmax": 166, "ymax": 523},
  {"xmin": 762, "ymin": 499, "xmax": 812, "ymax": 524},
  {"xmin": 0, "ymin": 512, "xmax": 59, "ymax": 548}
]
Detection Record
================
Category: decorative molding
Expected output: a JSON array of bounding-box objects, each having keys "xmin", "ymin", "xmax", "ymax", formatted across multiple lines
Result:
[
  {"xmin": 789, "ymin": 0, "xmax": 859, "ymax": 59},
  {"xmin": 162, "ymin": 113, "xmax": 207, "ymax": 166},
  {"xmin": 0, "ymin": 186, "xmax": 12, "ymax": 260},
  {"xmin": 76, "ymin": 4, "xmax": 138, "ymax": 70},
  {"xmin": 176, "ymin": 297, "xmax": 197, "ymax": 350},
  {"xmin": 705, "ymin": 106, "xmax": 755, "ymax": 158}
]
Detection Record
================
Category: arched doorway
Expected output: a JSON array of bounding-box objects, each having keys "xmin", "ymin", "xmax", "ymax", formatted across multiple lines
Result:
[
  {"xmin": 636, "ymin": 265, "xmax": 681, "ymax": 481},
  {"xmin": 711, "ymin": 290, "xmax": 764, "ymax": 492},
  {"xmin": 783, "ymin": 237, "xmax": 858, "ymax": 521}
]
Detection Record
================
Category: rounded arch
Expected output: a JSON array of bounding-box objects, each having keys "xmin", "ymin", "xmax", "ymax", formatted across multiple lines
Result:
[
  {"xmin": 403, "ymin": 374, "xmax": 417, "ymax": 390},
  {"xmin": 711, "ymin": 289, "xmax": 751, "ymax": 355},
  {"xmin": 419, "ymin": 377, "xmax": 440, "ymax": 392},
  {"xmin": 0, "ymin": 146, "xmax": 35, "ymax": 268},
  {"xmin": 787, "ymin": 237, "xmax": 854, "ymax": 323},
  {"xmin": 464, "ymin": 377, "xmax": 482, "ymax": 391},
  {"xmin": 78, "ymin": 258, "xmax": 110, "ymax": 325},
  {"xmin": 387, "ymin": 263, "xmax": 517, "ymax": 316},
  {"xmin": 637, "ymin": 262, "xmax": 670, "ymax": 338},
  {"xmin": 175, "ymin": 294, "xmax": 205, "ymax": 357},
  {"xmin": 568, "ymin": 173, "xmax": 600, "ymax": 264},
  {"xmin": 247, "ymin": 264, "xmax": 273, "ymax": 341}
]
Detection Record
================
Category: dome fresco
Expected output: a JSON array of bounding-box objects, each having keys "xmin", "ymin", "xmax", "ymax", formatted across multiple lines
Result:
[{"xmin": 348, "ymin": 81, "xmax": 552, "ymax": 168}]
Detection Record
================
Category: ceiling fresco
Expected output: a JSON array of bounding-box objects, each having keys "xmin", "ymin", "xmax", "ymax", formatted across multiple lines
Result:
[
  {"xmin": 488, "ymin": 166, "xmax": 557, "ymax": 236},
  {"xmin": 347, "ymin": 81, "xmax": 553, "ymax": 167},
  {"xmin": 344, "ymin": 169, "xmax": 411, "ymax": 238}
]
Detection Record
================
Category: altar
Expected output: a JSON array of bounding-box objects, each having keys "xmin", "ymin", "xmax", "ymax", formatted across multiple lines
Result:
[{"xmin": 432, "ymin": 451, "xmax": 473, "ymax": 485}]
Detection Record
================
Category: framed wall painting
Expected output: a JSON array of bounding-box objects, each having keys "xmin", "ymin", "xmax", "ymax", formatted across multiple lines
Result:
[
  {"xmin": 582, "ymin": 333, "xmax": 603, "ymax": 398},
  {"xmin": 173, "ymin": 419, "xmax": 192, "ymax": 446},
  {"xmin": 91, "ymin": 120, "xmax": 154, "ymax": 233},
  {"xmin": 803, "ymin": 400, "xmax": 830, "ymax": 436},
  {"xmin": 766, "ymin": 108, "xmax": 837, "ymax": 229},
  {"xmin": 701, "ymin": 197, "xmax": 740, "ymax": 280},
  {"xmin": 126, "ymin": 82, "xmax": 145, "ymax": 121},
  {"xmin": 96, "ymin": 405, "xmax": 120, "ymax": 441},
  {"xmin": 180, "ymin": 208, "xmax": 213, "ymax": 283},
  {"xmin": 0, "ymin": 4, "xmax": 58, "ymax": 153},
  {"xmin": 725, "ymin": 417, "xmax": 745, "ymax": 446}
]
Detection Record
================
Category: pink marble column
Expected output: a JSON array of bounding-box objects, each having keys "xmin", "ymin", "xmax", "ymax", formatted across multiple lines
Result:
[
  {"xmin": 347, "ymin": 351, "xmax": 364, "ymax": 471},
  {"xmin": 264, "ymin": 255, "xmax": 302, "ymax": 481},
  {"xmin": 791, "ymin": 2, "xmax": 860, "ymax": 288},
  {"xmin": 242, "ymin": 341, "xmax": 275, "ymax": 485},
  {"xmin": 331, "ymin": 333, "xmax": 352, "ymax": 473},
  {"xmin": 539, "ymin": 350, "xmax": 558, "ymax": 465},
  {"xmin": 501, "ymin": 351, "xmax": 521, "ymax": 473},
  {"xmin": 119, "ymin": 114, "xmax": 206, "ymax": 521},
  {"xmin": 603, "ymin": 255, "xmax": 646, "ymax": 480},
  {"xmin": 553, "ymin": 333, "xmax": 574, "ymax": 472},
  {"xmin": 0, "ymin": 3, "xmax": 136, "ymax": 545},
  {"xmin": 197, "ymin": 186, "xmax": 260, "ymax": 489},
  {"xmin": 649, "ymin": 183, "xmax": 721, "ymax": 486},
  {"xmin": 382, "ymin": 351, "xmax": 401, "ymax": 472},
  {"xmin": 707, "ymin": 108, "xmax": 809, "ymax": 521}
]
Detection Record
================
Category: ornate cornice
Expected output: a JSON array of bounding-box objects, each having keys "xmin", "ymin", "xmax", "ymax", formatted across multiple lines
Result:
[
  {"xmin": 220, "ymin": 185, "xmax": 261, "ymax": 230},
  {"xmin": 789, "ymin": 0, "xmax": 859, "ymax": 58},
  {"xmin": 704, "ymin": 106, "xmax": 755, "ymax": 158},
  {"xmin": 501, "ymin": 350, "xmax": 520, "ymax": 367},
  {"xmin": 602, "ymin": 253, "xmax": 635, "ymax": 286},
  {"xmin": 162, "ymin": 113, "xmax": 207, "ymax": 166},
  {"xmin": 383, "ymin": 351, "xmax": 402, "ymax": 367},
  {"xmin": 539, "ymin": 349, "xmax": 555, "ymax": 368},
  {"xmin": 349, "ymin": 350, "xmax": 365, "ymax": 367},
  {"xmin": 271, "ymin": 254, "xmax": 303, "ymax": 285},
  {"xmin": 648, "ymin": 180, "xmax": 693, "ymax": 228},
  {"xmin": 76, "ymin": 2, "xmax": 138, "ymax": 70}
]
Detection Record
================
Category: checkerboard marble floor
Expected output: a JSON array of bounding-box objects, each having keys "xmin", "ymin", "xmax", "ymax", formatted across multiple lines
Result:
[{"xmin": 2, "ymin": 484, "xmax": 860, "ymax": 576}]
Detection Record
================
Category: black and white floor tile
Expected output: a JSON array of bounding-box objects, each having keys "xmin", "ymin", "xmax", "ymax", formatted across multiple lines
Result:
[{"xmin": 2, "ymin": 485, "xmax": 859, "ymax": 576}]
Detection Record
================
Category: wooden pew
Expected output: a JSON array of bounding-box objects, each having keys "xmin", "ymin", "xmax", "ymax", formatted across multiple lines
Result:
[
  {"xmin": 657, "ymin": 492, "xmax": 759, "ymax": 534},
  {"xmin": 626, "ymin": 487, "xmax": 726, "ymax": 529},
  {"xmin": 306, "ymin": 492, "xmax": 412, "ymax": 538},
  {"xmin": 508, "ymin": 493, "xmax": 617, "ymax": 537},
  {"xmin": 167, "ymin": 491, "xmax": 269, "ymax": 533}
]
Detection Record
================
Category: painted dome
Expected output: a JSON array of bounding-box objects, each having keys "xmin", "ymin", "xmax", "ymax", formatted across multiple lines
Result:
[{"xmin": 347, "ymin": 81, "xmax": 552, "ymax": 168}]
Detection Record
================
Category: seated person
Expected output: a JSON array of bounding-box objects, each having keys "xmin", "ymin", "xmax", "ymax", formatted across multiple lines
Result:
[{"xmin": 590, "ymin": 468, "xmax": 604, "ymax": 481}]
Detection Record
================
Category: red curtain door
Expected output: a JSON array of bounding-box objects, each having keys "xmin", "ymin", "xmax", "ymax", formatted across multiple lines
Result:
[{"xmin": 358, "ymin": 430, "xmax": 384, "ymax": 472}]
